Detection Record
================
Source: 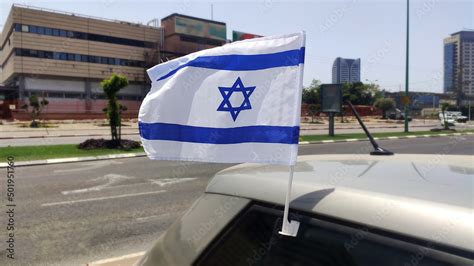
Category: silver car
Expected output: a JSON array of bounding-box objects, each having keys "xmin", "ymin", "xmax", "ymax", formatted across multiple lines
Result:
[{"xmin": 138, "ymin": 154, "xmax": 474, "ymax": 265}]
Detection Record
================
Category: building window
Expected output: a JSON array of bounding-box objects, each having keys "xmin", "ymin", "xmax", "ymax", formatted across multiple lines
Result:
[
  {"xmin": 14, "ymin": 24, "xmax": 21, "ymax": 32},
  {"xmin": 21, "ymin": 25, "xmax": 29, "ymax": 32},
  {"xmin": 29, "ymin": 25, "xmax": 37, "ymax": 33},
  {"xmin": 52, "ymin": 29, "xmax": 60, "ymax": 36},
  {"xmin": 60, "ymin": 29, "xmax": 67, "ymax": 37},
  {"xmin": 37, "ymin": 27, "xmax": 45, "ymax": 35},
  {"xmin": 15, "ymin": 48, "xmax": 145, "ymax": 69}
]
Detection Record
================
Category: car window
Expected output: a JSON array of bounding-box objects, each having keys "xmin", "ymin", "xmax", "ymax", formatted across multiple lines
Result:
[{"xmin": 195, "ymin": 204, "xmax": 472, "ymax": 266}]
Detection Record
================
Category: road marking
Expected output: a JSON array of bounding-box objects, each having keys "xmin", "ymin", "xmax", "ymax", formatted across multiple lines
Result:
[
  {"xmin": 148, "ymin": 177, "xmax": 197, "ymax": 187},
  {"xmin": 61, "ymin": 174, "xmax": 133, "ymax": 195},
  {"xmin": 388, "ymin": 136, "xmax": 399, "ymax": 139},
  {"xmin": 42, "ymin": 190, "xmax": 166, "ymax": 207},
  {"xmin": 135, "ymin": 212, "xmax": 181, "ymax": 222},
  {"xmin": 406, "ymin": 135, "xmax": 417, "ymax": 138},
  {"xmin": 88, "ymin": 251, "xmax": 146, "ymax": 266},
  {"xmin": 54, "ymin": 160, "xmax": 123, "ymax": 173},
  {"xmin": 345, "ymin": 138, "xmax": 359, "ymax": 142}
]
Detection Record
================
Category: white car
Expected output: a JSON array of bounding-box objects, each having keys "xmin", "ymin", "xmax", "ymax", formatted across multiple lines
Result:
[
  {"xmin": 439, "ymin": 112, "xmax": 456, "ymax": 126},
  {"xmin": 138, "ymin": 154, "xmax": 474, "ymax": 265}
]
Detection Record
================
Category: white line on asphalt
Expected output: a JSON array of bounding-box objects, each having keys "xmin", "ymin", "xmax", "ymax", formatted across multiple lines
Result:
[
  {"xmin": 42, "ymin": 190, "xmax": 166, "ymax": 207},
  {"xmin": 88, "ymin": 251, "xmax": 146, "ymax": 266},
  {"xmin": 388, "ymin": 136, "xmax": 399, "ymax": 139},
  {"xmin": 345, "ymin": 139, "xmax": 359, "ymax": 142},
  {"xmin": 148, "ymin": 177, "xmax": 198, "ymax": 187},
  {"xmin": 61, "ymin": 174, "xmax": 133, "ymax": 195},
  {"xmin": 62, "ymin": 181, "xmax": 149, "ymax": 195},
  {"xmin": 406, "ymin": 135, "xmax": 417, "ymax": 138},
  {"xmin": 135, "ymin": 212, "xmax": 181, "ymax": 222}
]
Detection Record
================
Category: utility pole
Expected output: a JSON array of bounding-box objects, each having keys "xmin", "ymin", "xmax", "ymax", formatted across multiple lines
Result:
[{"xmin": 404, "ymin": 0, "xmax": 410, "ymax": 133}]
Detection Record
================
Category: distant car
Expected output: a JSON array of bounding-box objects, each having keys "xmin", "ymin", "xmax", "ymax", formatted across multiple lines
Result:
[
  {"xmin": 137, "ymin": 154, "xmax": 474, "ymax": 266},
  {"xmin": 448, "ymin": 111, "xmax": 468, "ymax": 123},
  {"xmin": 388, "ymin": 108, "xmax": 412, "ymax": 121},
  {"xmin": 439, "ymin": 112, "xmax": 458, "ymax": 126}
]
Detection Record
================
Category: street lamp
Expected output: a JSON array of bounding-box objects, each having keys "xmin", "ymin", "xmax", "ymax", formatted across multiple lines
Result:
[{"xmin": 404, "ymin": 0, "xmax": 410, "ymax": 133}]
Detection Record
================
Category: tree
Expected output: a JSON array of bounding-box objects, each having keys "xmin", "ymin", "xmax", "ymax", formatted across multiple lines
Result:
[
  {"xmin": 302, "ymin": 79, "xmax": 321, "ymax": 104},
  {"xmin": 440, "ymin": 102, "xmax": 452, "ymax": 130},
  {"xmin": 342, "ymin": 82, "xmax": 382, "ymax": 105},
  {"xmin": 101, "ymin": 74, "xmax": 129, "ymax": 145},
  {"xmin": 374, "ymin": 98, "xmax": 396, "ymax": 119},
  {"xmin": 21, "ymin": 94, "xmax": 49, "ymax": 128},
  {"xmin": 307, "ymin": 104, "xmax": 320, "ymax": 123}
]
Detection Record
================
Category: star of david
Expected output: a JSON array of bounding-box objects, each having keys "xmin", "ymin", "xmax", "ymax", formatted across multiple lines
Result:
[{"xmin": 217, "ymin": 77, "xmax": 256, "ymax": 121}]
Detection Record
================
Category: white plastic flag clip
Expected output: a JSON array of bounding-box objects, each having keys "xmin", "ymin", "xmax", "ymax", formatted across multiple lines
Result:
[{"xmin": 279, "ymin": 165, "xmax": 300, "ymax": 237}]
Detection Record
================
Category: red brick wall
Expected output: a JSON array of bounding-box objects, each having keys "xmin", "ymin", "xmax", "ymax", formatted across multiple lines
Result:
[{"xmin": 10, "ymin": 99, "xmax": 141, "ymax": 121}]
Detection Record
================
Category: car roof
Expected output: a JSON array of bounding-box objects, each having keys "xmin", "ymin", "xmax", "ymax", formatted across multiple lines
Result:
[{"xmin": 206, "ymin": 154, "xmax": 474, "ymax": 252}]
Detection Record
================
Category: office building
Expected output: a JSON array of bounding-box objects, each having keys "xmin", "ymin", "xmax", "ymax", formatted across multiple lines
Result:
[
  {"xmin": 443, "ymin": 30, "xmax": 474, "ymax": 96},
  {"xmin": 332, "ymin": 57, "xmax": 361, "ymax": 84},
  {"xmin": 0, "ymin": 5, "xmax": 228, "ymax": 120}
]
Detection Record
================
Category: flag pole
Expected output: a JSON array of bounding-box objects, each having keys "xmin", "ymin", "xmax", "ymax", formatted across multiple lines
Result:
[
  {"xmin": 279, "ymin": 165, "xmax": 300, "ymax": 237},
  {"xmin": 278, "ymin": 31, "xmax": 305, "ymax": 237}
]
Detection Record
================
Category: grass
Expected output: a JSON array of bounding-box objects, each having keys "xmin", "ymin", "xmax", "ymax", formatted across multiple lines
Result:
[
  {"xmin": 0, "ymin": 144, "xmax": 144, "ymax": 162},
  {"xmin": 1, "ymin": 129, "xmax": 472, "ymax": 162},
  {"xmin": 300, "ymin": 129, "xmax": 474, "ymax": 142}
]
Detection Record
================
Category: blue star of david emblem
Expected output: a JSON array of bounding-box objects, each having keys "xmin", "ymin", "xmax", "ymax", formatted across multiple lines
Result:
[{"xmin": 217, "ymin": 77, "xmax": 256, "ymax": 121}]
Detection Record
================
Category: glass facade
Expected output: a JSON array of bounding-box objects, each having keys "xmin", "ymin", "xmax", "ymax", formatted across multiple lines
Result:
[
  {"xmin": 444, "ymin": 43, "xmax": 455, "ymax": 93},
  {"xmin": 15, "ymin": 48, "xmax": 145, "ymax": 68},
  {"xmin": 13, "ymin": 23, "xmax": 155, "ymax": 48}
]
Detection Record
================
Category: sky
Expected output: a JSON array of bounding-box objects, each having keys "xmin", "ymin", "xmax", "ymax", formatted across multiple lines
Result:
[{"xmin": 1, "ymin": 0, "xmax": 473, "ymax": 92}]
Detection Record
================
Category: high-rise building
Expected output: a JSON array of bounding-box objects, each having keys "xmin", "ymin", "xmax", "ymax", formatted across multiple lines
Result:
[
  {"xmin": 443, "ymin": 30, "xmax": 474, "ymax": 95},
  {"xmin": 332, "ymin": 57, "xmax": 361, "ymax": 84}
]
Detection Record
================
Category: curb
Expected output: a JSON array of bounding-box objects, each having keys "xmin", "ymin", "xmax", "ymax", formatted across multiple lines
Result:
[
  {"xmin": 298, "ymin": 132, "xmax": 474, "ymax": 145},
  {"xmin": 1, "ymin": 132, "xmax": 472, "ymax": 168},
  {"xmin": 0, "ymin": 152, "xmax": 146, "ymax": 168}
]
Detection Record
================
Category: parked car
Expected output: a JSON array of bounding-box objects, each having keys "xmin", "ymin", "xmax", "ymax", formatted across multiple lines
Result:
[
  {"xmin": 448, "ymin": 111, "xmax": 468, "ymax": 123},
  {"xmin": 138, "ymin": 154, "xmax": 474, "ymax": 266},
  {"xmin": 388, "ymin": 108, "xmax": 412, "ymax": 121},
  {"xmin": 439, "ymin": 111, "xmax": 468, "ymax": 126}
]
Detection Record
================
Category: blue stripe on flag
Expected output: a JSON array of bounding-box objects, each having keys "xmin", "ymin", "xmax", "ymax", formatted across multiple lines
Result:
[
  {"xmin": 139, "ymin": 122, "xmax": 299, "ymax": 144},
  {"xmin": 157, "ymin": 47, "xmax": 305, "ymax": 81}
]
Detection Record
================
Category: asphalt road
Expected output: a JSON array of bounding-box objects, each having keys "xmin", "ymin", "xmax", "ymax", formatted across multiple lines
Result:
[{"xmin": 0, "ymin": 136, "xmax": 472, "ymax": 265}]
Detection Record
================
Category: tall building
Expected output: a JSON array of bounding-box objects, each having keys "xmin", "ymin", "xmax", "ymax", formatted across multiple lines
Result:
[
  {"xmin": 332, "ymin": 57, "xmax": 361, "ymax": 84},
  {"xmin": 443, "ymin": 30, "xmax": 474, "ymax": 95},
  {"xmin": 0, "ymin": 6, "xmax": 228, "ymax": 120}
]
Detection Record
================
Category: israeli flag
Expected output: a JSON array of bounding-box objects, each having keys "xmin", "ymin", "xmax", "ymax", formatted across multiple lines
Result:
[{"xmin": 139, "ymin": 32, "xmax": 305, "ymax": 165}]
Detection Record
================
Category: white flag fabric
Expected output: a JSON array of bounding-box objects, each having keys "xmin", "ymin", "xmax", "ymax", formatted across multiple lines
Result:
[{"xmin": 139, "ymin": 32, "xmax": 305, "ymax": 165}]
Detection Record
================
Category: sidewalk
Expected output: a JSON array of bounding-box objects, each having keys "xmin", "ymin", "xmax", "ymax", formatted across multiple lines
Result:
[{"xmin": 0, "ymin": 119, "xmax": 450, "ymax": 139}]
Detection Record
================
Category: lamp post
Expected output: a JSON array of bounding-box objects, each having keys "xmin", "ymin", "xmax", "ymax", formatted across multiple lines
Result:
[{"xmin": 404, "ymin": 0, "xmax": 410, "ymax": 133}]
